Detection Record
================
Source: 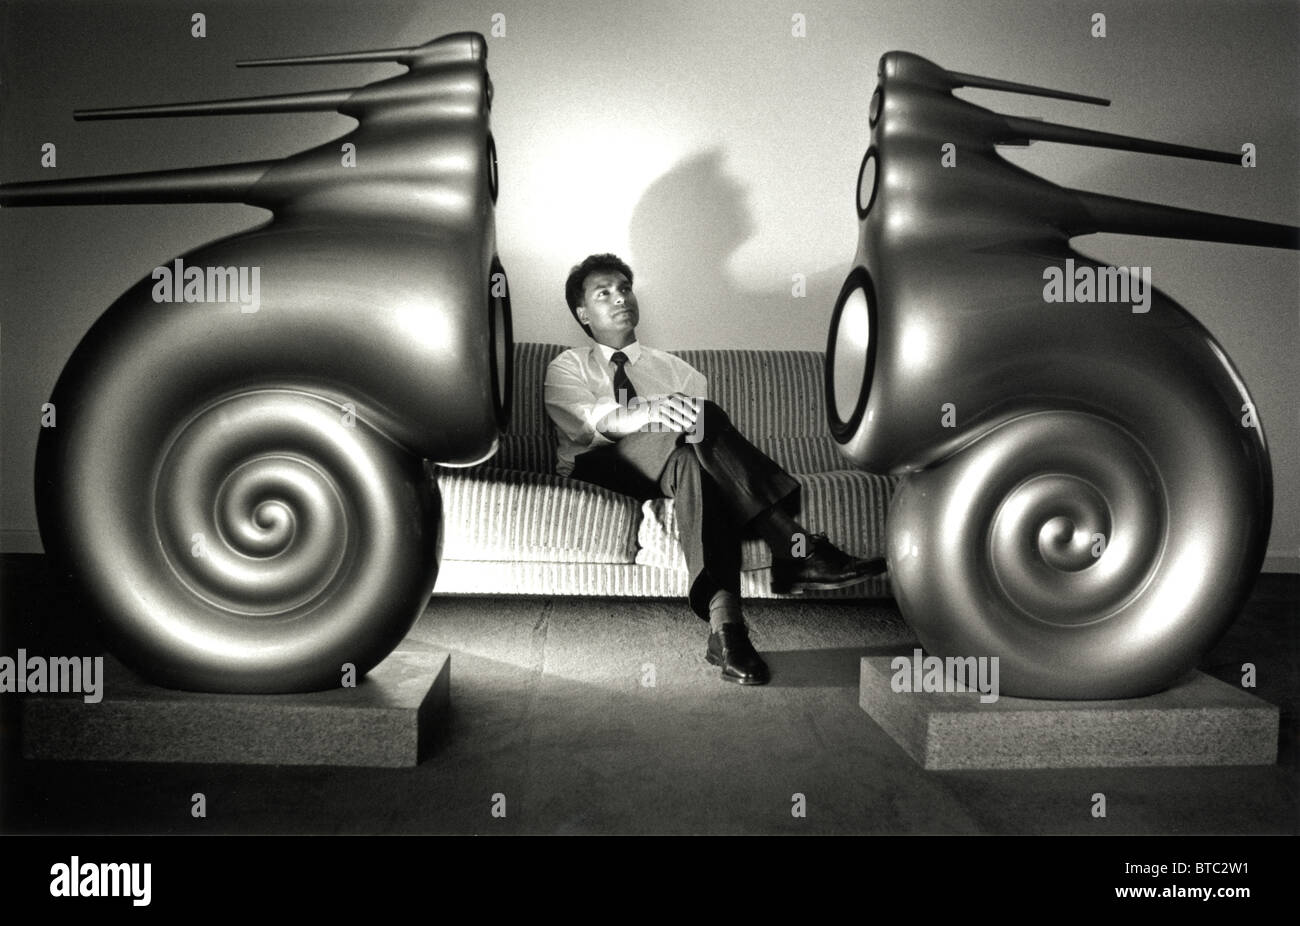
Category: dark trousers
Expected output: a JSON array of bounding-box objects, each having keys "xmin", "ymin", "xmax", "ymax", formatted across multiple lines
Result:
[{"xmin": 569, "ymin": 400, "xmax": 800, "ymax": 620}]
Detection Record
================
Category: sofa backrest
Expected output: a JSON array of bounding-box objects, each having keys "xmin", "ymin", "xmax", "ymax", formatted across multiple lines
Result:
[{"xmin": 487, "ymin": 342, "xmax": 849, "ymax": 475}]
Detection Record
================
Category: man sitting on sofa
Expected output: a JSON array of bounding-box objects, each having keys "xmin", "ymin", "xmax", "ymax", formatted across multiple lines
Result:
[{"xmin": 543, "ymin": 253, "xmax": 885, "ymax": 686}]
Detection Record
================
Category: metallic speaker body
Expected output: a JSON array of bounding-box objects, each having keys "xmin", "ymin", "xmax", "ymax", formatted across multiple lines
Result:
[
  {"xmin": 826, "ymin": 52, "xmax": 1296, "ymax": 699},
  {"xmin": 0, "ymin": 33, "xmax": 512, "ymax": 692}
]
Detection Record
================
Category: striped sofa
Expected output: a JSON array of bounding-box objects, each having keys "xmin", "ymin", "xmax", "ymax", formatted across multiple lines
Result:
[{"xmin": 430, "ymin": 342, "xmax": 897, "ymax": 599}]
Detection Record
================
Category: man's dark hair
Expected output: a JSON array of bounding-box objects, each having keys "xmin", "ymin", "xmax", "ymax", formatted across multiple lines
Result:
[{"xmin": 564, "ymin": 253, "xmax": 634, "ymax": 338}]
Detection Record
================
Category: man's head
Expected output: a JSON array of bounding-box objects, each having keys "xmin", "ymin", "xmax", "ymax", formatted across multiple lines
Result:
[{"xmin": 565, "ymin": 253, "xmax": 638, "ymax": 345}]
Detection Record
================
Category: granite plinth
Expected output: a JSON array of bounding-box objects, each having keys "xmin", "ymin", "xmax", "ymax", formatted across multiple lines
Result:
[
  {"xmin": 21, "ymin": 642, "xmax": 449, "ymax": 767},
  {"xmin": 859, "ymin": 656, "xmax": 1278, "ymax": 770}
]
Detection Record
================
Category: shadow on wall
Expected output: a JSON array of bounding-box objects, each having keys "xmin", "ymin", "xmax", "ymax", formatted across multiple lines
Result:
[{"xmin": 627, "ymin": 149, "xmax": 846, "ymax": 350}]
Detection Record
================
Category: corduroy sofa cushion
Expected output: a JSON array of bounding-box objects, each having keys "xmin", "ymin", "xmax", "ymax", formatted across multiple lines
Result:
[{"xmin": 438, "ymin": 467, "xmax": 640, "ymax": 564}]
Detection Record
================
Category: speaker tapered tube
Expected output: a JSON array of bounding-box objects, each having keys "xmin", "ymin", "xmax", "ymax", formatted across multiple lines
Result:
[{"xmin": 0, "ymin": 162, "xmax": 274, "ymax": 206}]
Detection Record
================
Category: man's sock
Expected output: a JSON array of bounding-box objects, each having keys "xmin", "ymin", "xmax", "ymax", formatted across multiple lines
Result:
[
  {"xmin": 708, "ymin": 589, "xmax": 744, "ymax": 632},
  {"xmin": 753, "ymin": 506, "xmax": 808, "ymax": 562}
]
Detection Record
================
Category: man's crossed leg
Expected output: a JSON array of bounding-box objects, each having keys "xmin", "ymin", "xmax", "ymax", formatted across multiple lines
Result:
[{"xmin": 570, "ymin": 399, "xmax": 884, "ymax": 684}]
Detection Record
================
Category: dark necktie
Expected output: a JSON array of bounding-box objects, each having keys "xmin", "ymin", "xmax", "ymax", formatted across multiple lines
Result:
[{"xmin": 610, "ymin": 351, "xmax": 638, "ymax": 406}]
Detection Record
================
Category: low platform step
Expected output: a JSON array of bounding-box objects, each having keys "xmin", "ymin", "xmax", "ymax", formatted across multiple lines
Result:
[
  {"xmin": 859, "ymin": 654, "xmax": 1278, "ymax": 770},
  {"xmin": 21, "ymin": 641, "xmax": 450, "ymax": 768}
]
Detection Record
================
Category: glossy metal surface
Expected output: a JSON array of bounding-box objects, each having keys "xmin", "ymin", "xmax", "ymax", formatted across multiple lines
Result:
[
  {"xmin": 827, "ymin": 52, "xmax": 1295, "ymax": 699},
  {"xmin": 0, "ymin": 33, "xmax": 510, "ymax": 691}
]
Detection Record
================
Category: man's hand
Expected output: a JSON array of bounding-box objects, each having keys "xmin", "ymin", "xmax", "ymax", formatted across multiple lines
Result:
[
  {"xmin": 597, "ymin": 393, "xmax": 701, "ymax": 438},
  {"xmin": 639, "ymin": 393, "xmax": 700, "ymax": 432}
]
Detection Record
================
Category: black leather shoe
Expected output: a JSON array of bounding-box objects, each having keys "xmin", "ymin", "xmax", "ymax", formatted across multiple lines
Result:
[
  {"xmin": 770, "ymin": 532, "xmax": 887, "ymax": 594},
  {"xmin": 706, "ymin": 624, "xmax": 770, "ymax": 685}
]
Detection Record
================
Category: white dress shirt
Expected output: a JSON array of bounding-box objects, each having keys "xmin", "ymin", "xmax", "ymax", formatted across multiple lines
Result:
[{"xmin": 544, "ymin": 340, "xmax": 709, "ymax": 476}]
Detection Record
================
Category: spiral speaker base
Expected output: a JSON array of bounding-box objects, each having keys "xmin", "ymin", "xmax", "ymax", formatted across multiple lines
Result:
[
  {"xmin": 886, "ymin": 410, "xmax": 1263, "ymax": 700},
  {"xmin": 38, "ymin": 389, "xmax": 443, "ymax": 693}
]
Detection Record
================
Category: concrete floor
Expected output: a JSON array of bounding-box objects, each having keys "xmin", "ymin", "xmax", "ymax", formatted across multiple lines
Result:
[{"xmin": 1, "ymin": 555, "xmax": 1295, "ymax": 835}]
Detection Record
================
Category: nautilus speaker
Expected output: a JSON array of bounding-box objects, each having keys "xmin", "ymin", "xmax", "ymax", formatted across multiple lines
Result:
[
  {"xmin": 827, "ymin": 51, "xmax": 1297, "ymax": 699},
  {"xmin": 0, "ymin": 32, "xmax": 512, "ymax": 692}
]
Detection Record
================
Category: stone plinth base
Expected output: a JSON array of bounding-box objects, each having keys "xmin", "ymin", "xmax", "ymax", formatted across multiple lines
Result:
[
  {"xmin": 859, "ymin": 656, "xmax": 1278, "ymax": 770},
  {"xmin": 21, "ymin": 643, "xmax": 450, "ymax": 768}
]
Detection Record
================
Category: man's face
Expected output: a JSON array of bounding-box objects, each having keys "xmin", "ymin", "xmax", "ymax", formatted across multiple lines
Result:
[{"xmin": 576, "ymin": 270, "xmax": 638, "ymax": 344}]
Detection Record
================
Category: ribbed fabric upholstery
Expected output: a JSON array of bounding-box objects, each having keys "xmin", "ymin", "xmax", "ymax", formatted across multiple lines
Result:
[
  {"xmin": 491, "ymin": 342, "xmax": 568, "ymax": 473},
  {"xmin": 748, "ymin": 438, "xmax": 847, "ymax": 477},
  {"xmin": 438, "ymin": 467, "xmax": 639, "ymax": 563},
  {"xmin": 434, "ymin": 342, "xmax": 898, "ymax": 598},
  {"xmin": 674, "ymin": 349, "xmax": 828, "ymax": 439},
  {"xmin": 490, "ymin": 435, "xmax": 555, "ymax": 474}
]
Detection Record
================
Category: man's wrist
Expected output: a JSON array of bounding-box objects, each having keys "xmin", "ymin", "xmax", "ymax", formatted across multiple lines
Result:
[{"xmin": 594, "ymin": 401, "xmax": 644, "ymax": 438}]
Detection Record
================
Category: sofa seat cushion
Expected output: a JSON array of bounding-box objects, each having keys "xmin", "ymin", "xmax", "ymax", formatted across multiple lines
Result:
[
  {"xmin": 437, "ymin": 467, "xmax": 640, "ymax": 564},
  {"xmin": 635, "ymin": 470, "xmax": 897, "ymax": 570}
]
